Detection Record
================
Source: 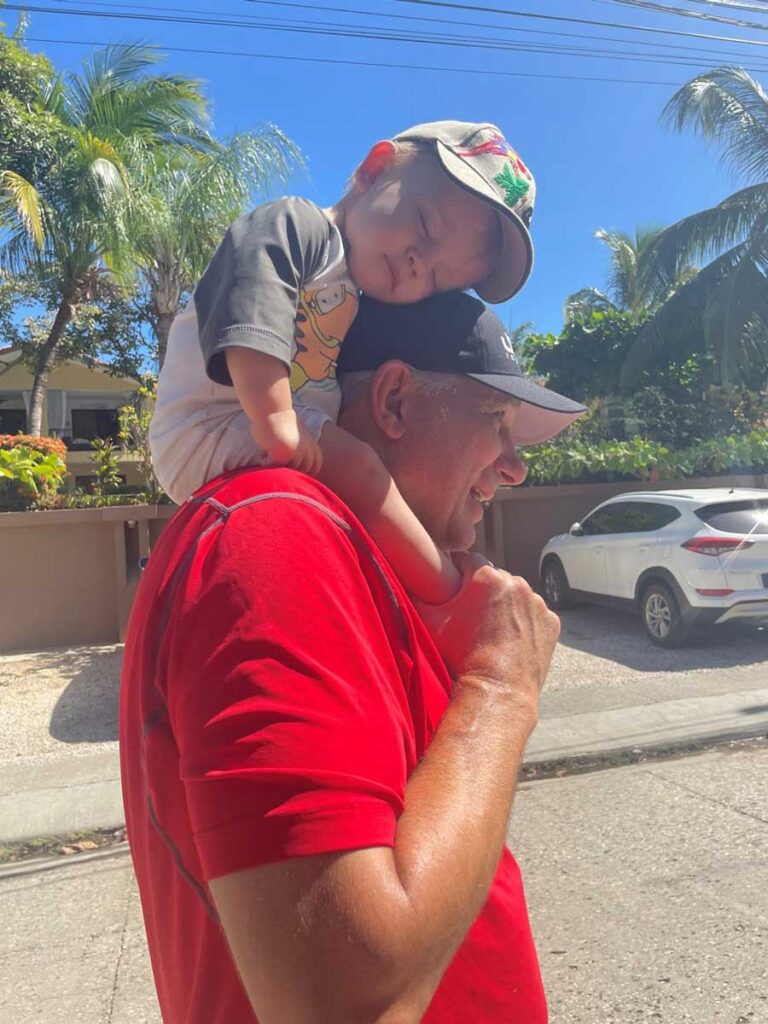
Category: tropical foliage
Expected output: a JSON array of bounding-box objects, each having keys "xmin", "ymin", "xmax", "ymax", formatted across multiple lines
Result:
[
  {"xmin": 0, "ymin": 31, "xmax": 302, "ymax": 432},
  {"xmin": 0, "ymin": 442, "xmax": 67, "ymax": 508},
  {"xmin": 621, "ymin": 67, "xmax": 768, "ymax": 388},
  {"xmin": 564, "ymin": 225, "xmax": 696, "ymax": 322},
  {"xmin": 524, "ymin": 426, "xmax": 768, "ymax": 486}
]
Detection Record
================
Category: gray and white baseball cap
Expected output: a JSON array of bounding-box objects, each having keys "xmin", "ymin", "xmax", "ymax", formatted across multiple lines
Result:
[{"xmin": 394, "ymin": 120, "xmax": 536, "ymax": 304}]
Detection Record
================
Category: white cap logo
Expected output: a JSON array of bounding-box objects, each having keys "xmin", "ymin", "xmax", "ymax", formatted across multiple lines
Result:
[{"xmin": 500, "ymin": 331, "xmax": 515, "ymax": 360}]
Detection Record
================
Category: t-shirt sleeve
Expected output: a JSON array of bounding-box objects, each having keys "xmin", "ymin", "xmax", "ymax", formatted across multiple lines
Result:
[
  {"xmin": 165, "ymin": 494, "xmax": 416, "ymax": 881},
  {"xmin": 194, "ymin": 197, "xmax": 335, "ymax": 386}
]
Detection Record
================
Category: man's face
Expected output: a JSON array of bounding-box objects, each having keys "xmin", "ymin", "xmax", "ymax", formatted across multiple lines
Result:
[
  {"xmin": 390, "ymin": 377, "xmax": 527, "ymax": 552},
  {"xmin": 341, "ymin": 152, "xmax": 499, "ymax": 305}
]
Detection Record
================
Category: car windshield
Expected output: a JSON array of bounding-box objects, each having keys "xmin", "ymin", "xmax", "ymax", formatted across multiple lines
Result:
[{"xmin": 695, "ymin": 499, "xmax": 768, "ymax": 535}]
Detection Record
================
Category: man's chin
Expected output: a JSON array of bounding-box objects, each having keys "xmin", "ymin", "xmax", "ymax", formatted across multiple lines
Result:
[{"xmin": 443, "ymin": 521, "xmax": 478, "ymax": 555}]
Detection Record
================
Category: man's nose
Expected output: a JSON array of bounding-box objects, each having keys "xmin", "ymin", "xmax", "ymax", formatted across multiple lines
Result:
[{"xmin": 496, "ymin": 446, "xmax": 527, "ymax": 486}]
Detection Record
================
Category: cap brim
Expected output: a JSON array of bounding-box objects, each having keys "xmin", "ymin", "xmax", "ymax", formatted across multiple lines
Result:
[
  {"xmin": 434, "ymin": 142, "xmax": 534, "ymax": 304},
  {"xmin": 467, "ymin": 373, "xmax": 587, "ymax": 445}
]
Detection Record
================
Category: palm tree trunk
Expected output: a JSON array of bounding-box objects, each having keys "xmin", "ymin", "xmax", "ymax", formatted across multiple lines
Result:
[
  {"xmin": 27, "ymin": 299, "xmax": 75, "ymax": 436},
  {"xmin": 156, "ymin": 310, "xmax": 175, "ymax": 369}
]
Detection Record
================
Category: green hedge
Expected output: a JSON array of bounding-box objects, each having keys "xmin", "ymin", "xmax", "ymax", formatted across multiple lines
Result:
[{"xmin": 524, "ymin": 428, "xmax": 768, "ymax": 486}]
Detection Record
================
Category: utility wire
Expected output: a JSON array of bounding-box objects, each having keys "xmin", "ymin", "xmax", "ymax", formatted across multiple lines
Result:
[
  {"xmin": 12, "ymin": 0, "xmax": 768, "ymax": 70},
  {"xmin": 25, "ymin": 0, "xmax": 768, "ymax": 47},
  {"xmin": 22, "ymin": 34, "xmax": 686, "ymax": 85},
  {"xmin": 602, "ymin": 0, "xmax": 768, "ymax": 30},
  {"xmin": 242, "ymin": 0, "xmax": 768, "ymax": 58},
  {"xmin": 393, "ymin": 0, "xmax": 768, "ymax": 47},
  {"xmin": 51, "ymin": 0, "xmax": 768, "ymax": 64}
]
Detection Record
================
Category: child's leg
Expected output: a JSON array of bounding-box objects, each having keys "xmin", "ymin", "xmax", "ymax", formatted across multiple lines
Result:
[{"xmin": 317, "ymin": 422, "xmax": 462, "ymax": 604}]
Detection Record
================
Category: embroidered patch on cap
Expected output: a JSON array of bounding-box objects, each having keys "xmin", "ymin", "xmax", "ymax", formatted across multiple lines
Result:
[{"xmin": 494, "ymin": 164, "xmax": 531, "ymax": 208}]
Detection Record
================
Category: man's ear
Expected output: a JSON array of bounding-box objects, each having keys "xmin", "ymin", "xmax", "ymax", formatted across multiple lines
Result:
[
  {"xmin": 353, "ymin": 140, "xmax": 398, "ymax": 192},
  {"xmin": 369, "ymin": 361, "xmax": 415, "ymax": 440}
]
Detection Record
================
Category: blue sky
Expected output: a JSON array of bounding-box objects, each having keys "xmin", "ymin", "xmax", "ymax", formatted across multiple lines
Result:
[{"xmin": 11, "ymin": 0, "xmax": 768, "ymax": 335}]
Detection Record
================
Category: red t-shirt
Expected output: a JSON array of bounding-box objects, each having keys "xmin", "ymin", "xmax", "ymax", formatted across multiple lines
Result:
[{"xmin": 120, "ymin": 468, "xmax": 547, "ymax": 1023}]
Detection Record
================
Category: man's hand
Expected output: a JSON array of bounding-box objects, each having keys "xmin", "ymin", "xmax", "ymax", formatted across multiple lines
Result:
[
  {"xmin": 250, "ymin": 410, "xmax": 323, "ymax": 476},
  {"xmin": 418, "ymin": 552, "xmax": 560, "ymax": 716}
]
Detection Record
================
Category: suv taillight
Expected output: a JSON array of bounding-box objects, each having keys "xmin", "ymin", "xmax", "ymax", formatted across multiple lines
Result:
[{"xmin": 682, "ymin": 536, "xmax": 753, "ymax": 557}]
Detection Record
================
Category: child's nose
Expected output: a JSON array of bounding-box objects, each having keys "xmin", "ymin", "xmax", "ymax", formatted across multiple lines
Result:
[{"xmin": 405, "ymin": 247, "xmax": 426, "ymax": 280}]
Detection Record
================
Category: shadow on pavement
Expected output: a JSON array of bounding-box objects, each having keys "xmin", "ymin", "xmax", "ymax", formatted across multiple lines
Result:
[
  {"xmin": 49, "ymin": 647, "xmax": 122, "ymax": 743},
  {"xmin": 557, "ymin": 605, "xmax": 768, "ymax": 672}
]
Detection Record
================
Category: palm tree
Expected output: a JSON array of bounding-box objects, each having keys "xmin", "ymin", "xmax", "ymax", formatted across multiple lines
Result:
[
  {"xmin": 0, "ymin": 43, "xmax": 209, "ymax": 435},
  {"xmin": 564, "ymin": 225, "xmax": 695, "ymax": 321},
  {"xmin": 131, "ymin": 125, "xmax": 303, "ymax": 366},
  {"xmin": 621, "ymin": 67, "xmax": 768, "ymax": 389}
]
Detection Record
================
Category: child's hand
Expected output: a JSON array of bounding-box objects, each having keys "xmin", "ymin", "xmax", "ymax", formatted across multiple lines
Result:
[{"xmin": 250, "ymin": 410, "xmax": 323, "ymax": 476}]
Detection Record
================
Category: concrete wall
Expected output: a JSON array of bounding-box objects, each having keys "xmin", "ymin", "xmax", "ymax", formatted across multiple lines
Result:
[
  {"xmin": 0, "ymin": 505, "xmax": 175, "ymax": 653},
  {"xmin": 481, "ymin": 474, "xmax": 768, "ymax": 588}
]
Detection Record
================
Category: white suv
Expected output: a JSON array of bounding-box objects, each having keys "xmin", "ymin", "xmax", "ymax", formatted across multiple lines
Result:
[{"xmin": 539, "ymin": 488, "xmax": 768, "ymax": 647}]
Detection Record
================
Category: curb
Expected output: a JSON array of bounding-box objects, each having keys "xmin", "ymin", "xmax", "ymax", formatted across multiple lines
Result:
[
  {"xmin": 3, "ymin": 690, "xmax": 768, "ymax": 845},
  {"xmin": 0, "ymin": 841, "xmax": 130, "ymax": 881}
]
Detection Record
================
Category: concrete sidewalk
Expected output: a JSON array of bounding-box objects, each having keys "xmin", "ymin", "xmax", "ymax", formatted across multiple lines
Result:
[
  {"xmin": 2, "ymin": 744, "xmax": 766, "ymax": 1024},
  {"xmin": 2, "ymin": 646, "xmax": 767, "ymax": 841}
]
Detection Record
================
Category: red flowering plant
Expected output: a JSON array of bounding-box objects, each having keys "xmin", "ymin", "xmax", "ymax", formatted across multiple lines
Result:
[
  {"xmin": 0, "ymin": 435, "xmax": 68, "ymax": 510},
  {"xmin": 0, "ymin": 434, "xmax": 67, "ymax": 459}
]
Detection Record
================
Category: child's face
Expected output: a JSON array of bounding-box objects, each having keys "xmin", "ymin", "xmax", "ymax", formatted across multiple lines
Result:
[{"xmin": 340, "ymin": 146, "xmax": 499, "ymax": 304}]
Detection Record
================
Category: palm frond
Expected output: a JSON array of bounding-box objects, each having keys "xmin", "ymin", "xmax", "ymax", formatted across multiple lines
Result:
[
  {"xmin": 702, "ymin": 212, "xmax": 768, "ymax": 383},
  {"xmin": 620, "ymin": 242, "xmax": 749, "ymax": 390},
  {"xmin": 638, "ymin": 184, "xmax": 768, "ymax": 285},
  {"xmin": 563, "ymin": 287, "xmax": 617, "ymax": 321},
  {"xmin": 0, "ymin": 170, "xmax": 46, "ymax": 249},
  {"xmin": 662, "ymin": 66, "xmax": 768, "ymax": 183}
]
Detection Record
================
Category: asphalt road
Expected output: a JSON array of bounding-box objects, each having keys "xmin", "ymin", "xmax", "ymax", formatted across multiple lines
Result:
[{"xmin": 542, "ymin": 605, "xmax": 768, "ymax": 718}]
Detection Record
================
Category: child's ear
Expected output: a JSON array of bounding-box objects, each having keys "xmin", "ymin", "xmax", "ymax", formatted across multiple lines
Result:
[{"xmin": 354, "ymin": 140, "xmax": 399, "ymax": 191}]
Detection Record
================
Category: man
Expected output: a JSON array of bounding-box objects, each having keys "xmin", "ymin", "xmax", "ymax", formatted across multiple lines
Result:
[{"xmin": 119, "ymin": 291, "xmax": 586, "ymax": 1024}]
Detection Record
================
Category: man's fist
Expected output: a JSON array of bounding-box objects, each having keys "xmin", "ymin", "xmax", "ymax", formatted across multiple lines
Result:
[{"xmin": 418, "ymin": 553, "xmax": 560, "ymax": 712}]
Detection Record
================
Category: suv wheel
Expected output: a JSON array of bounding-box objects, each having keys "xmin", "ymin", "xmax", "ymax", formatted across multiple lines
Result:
[
  {"xmin": 541, "ymin": 557, "xmax": 573, "ymax": 611},
  {"xmin": 640, "ymin": 581, "xmax": 689, "ymax": 648}
]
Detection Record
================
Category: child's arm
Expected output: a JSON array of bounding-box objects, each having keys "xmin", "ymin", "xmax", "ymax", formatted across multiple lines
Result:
[
  {"xmin": 317, "ymin": 422, "xmax": 462, "ymax": 605},
  {"xmin": 225, "ymin": 347, "xmax": 322, "ymax": 476}
]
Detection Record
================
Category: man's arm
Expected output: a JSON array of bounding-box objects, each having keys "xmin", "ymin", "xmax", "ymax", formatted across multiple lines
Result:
[{"xmin": 210, "ymin": 557, "xmax": 559, "ymax": 1024}]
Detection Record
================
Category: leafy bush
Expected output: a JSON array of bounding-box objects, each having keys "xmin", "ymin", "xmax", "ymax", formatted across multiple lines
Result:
[
  {"xmin": 524, "ymin": 427, "xmax": 768, "ymax": 486},
  {"xmin": 521, "ymin": 310, "xmax": 644, "ymax": 403},
  {"xmin": 0, "ymin": 433, "xmax": 67, "ymax": 459},
  {"xmin": 89, "ymin": 437, "xmax": 123, "ymax": 496},
  {"xmin": 118, "ymin": 386, "xmax": 162, "ymax": 502},
  {"xmin": 0, "ymin": 445, "xmax": 67, "ymax": 509}
]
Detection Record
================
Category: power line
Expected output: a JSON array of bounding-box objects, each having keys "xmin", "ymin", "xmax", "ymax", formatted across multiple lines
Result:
[
  {"xmin": 602, "ymin": 0, "xmax": 768, "ymax": 30},
  {"xmin": 393, "ymin": 0, "xmax": 768, "ymax": 47},
  {"xmin": 10, "ymin": 1, "xmax": 768, "ymax": 73},
  {"xmin": 23, "ymin": 33, "xmax": 686, "ymax": 85},
  {"xmin": 19, "ymin": 0, "xmax": 768, "ymax": 48},
  {"xmin": 242, "ymin": 0, "xmax": 768, "ymax": 59}
]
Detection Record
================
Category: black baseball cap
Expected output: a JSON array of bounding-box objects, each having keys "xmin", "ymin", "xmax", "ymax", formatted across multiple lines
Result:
[{"xmin": 337, "ymin": 292, "xmax": 587, "ymax": 445}]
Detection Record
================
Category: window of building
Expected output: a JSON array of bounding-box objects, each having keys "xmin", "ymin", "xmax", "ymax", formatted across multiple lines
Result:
[
  {"xmin": 0, "ymin": 408, "xmax": 27, "ymax": 435},
  {"xmin": 69, "ymin": 408, "xmax": 120, "ymax": 450}
]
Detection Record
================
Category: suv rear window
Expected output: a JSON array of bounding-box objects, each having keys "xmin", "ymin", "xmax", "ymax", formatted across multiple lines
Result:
[{"xmin": 695, "ymin": 499, "xmax": 768, "ymax": 535}]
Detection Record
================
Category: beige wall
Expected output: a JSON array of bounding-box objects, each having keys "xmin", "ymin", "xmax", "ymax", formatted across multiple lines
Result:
[
  {"xmin": 0, "ymin": 505, "xmax": 174, "ymax": 653},
  {"xmin": 481, "ymin": 474, "xmax": 768, "ymax": 588}
]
